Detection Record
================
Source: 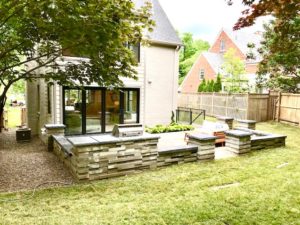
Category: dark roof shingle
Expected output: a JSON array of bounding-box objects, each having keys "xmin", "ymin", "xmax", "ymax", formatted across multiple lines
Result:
[{"xmin": 133, "ymin": 0, "xmax": 182, "ymax": 46}]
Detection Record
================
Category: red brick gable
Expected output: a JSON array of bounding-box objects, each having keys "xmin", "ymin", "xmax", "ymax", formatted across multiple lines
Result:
[
  {"xmin": 180, "ymin": 54, "xmax": 216, "ymax": 93},
  {"xmin": 210, "ymin": 30, "xmax": 246, "ymax": 60}
]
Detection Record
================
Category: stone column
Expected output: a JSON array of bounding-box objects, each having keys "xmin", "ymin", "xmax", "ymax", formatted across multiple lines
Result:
[
  {"xmin": 44, "ymin": 124, "xmax": 66, "ymax": 151},
  {"xmin": 217, "ymin": 116, "xmax": 234, "ymax": 129},
  {"xmin": 237, "ymin": 119, "xmax": 256, "ymax": 130},
  {"xmin": 225, "ymin": 130, "xmax": 252, "ymax": 154},
  {"xmin": 187, "ymin": 134, "xmax": 216, "ymax": 161}
]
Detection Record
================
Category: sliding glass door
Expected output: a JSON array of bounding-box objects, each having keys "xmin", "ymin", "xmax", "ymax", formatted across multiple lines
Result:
[
  {"xmin": 105, "ymin": 90, "xmax": 121, "ymax": 132},
  {"xmin": 64, "ymin": 89, "xmax": 83, "ymax": 135},
  {"xmin": 63, "ymin": 87, "xmax": 139, "ymax": 135},
  {"xmin": 86, "ymin": 89, "xmax": 102, "ymax": 134}
]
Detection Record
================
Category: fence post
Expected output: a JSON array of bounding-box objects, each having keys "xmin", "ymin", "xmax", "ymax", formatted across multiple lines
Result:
[
  {"xmin": 190, "ymin": 108, "xmax": 192, "ymax": 125},
  {"xmin": 276, "ymin": 92, "xmax": 282, "ymax": 122}
]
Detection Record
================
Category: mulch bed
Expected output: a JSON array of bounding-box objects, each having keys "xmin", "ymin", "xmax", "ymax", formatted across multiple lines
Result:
[{"xmin": 0, "ymin": 129, "xmax": 74, "ymax": 193}]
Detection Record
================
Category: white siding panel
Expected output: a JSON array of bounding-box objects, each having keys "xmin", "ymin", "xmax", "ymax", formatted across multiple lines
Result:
[{"xmin": 144, "ymin": 45, "xmax": 178, "ymax": 126}]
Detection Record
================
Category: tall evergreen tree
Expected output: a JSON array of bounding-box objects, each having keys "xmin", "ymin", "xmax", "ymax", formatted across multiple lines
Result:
[{"xmin": 214, "ymin": 74, "xmax": 222, "ymax": 92}]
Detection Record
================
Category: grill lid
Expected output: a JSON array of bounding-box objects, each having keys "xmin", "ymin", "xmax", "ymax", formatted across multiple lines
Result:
[{"xmin": 112, "ymin": 124, "xmax": 144, "ymax": 137}]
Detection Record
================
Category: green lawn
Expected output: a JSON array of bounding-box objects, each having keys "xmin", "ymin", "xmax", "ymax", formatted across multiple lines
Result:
[
  {"xmin": 1, "ymin": 122, "xmax": 300, "ymax": 225},
  {"xmin": 5, "ymin": 107, "xmax": 22, "ymax": 128}
]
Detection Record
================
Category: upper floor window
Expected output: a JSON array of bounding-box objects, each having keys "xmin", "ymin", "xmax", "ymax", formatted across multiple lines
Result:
[
  {"xmin": 220, "ymin": 40, "xmax": 226, "ymax": 52},
  {"xmin": 127, "ymin": 43, "xmax": 140, "ymax": 63},
  {"xmin": 62, "ymin": 43, "xmax": 140, "ymax": 63},
  {"xmin": 199, "ymin": 69, "xmax": 205, "ymax": 80}
]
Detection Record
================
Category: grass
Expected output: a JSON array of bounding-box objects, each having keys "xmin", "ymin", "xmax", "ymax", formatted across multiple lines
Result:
[
  {"xmin": 5, "ymin": 107, "xmax": 22, "ymax": 128},
  {"xmin": 1, "ymin": 122, "xmax": 300, "ymax": 225}
]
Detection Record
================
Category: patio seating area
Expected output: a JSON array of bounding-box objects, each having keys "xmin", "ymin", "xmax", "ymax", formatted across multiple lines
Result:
[{"xmin": 48, "ymin": 118, "xmax": 286, "ymax": 182}]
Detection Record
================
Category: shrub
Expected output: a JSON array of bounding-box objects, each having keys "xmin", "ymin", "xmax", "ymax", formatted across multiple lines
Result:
[{"xmin": 146, "ymin": 123, "xmax": 194, "ymax": 134}]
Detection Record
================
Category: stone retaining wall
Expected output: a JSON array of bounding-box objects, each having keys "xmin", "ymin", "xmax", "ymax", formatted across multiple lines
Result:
[
  {"xmin": 157, "ymin": 146, "xmax": 198, "ymax": 167},
  {"xmin": 53, "ymin": 134, "xmax": 160, "ymax": 181},
  {"xmin": 251, "ymin": 136, "xmax": 286, "ymax": 150},
  {"xmin": 53, "ymin": 133, "xmax": 217, "ymax": 181}
]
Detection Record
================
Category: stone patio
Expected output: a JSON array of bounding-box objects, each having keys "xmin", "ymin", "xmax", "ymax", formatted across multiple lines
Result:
[{"xmin": 157, "ymin": 130, "xmax": 237, "ymax": 160}]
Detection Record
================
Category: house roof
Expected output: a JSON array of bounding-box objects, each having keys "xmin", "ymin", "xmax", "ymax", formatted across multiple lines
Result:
[
  {"xmin": 223, "ymin": 28, "xmax": 262, "ymax": 63},
  {"xmin": 202, "ymin": 52, "xmax": 224, "ymax": 73},
  {"xmin": 224, "ymin": 28, "xmax": 262, "ymax": 54},
  {"xmin": 133, "ymin": 0, "xmax": 182, "ymax": 46}
]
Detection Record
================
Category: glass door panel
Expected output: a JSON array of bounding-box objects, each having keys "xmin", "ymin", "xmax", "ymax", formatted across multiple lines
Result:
[
  {"xmin": 105, "ymin": 90, "xmax": 120, "ymax": 132},
  {"xmin": 124, "ymin": 90, "xmax": 138, "ymax": 124},
  {"xmin": 86, "ymin": 90, "xmax": 102, "ymax": 133},
  {"xmin": 64, "ymin": 89, "xmax": 82, "ymax": 135}
]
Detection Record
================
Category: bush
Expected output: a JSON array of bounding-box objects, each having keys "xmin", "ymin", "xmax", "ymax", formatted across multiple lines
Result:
[{"xmin": 146, "ymin": 123, "xmax": 194, "ymax": 134}]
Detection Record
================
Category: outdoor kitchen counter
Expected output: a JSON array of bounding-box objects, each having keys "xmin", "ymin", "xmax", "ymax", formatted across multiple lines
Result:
[{"xmin": 55, "ymin": 133, "xmax": 161, "ymax": 147}]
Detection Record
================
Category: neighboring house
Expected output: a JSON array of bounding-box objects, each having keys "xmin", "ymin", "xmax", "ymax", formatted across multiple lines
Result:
[
  {"xmin": 179, "ymin": 28, "xmax": 262, "ymax": 93},
  {"xmin": 26, "ymin": 0, "xmax": 182, "ymax": 136}
]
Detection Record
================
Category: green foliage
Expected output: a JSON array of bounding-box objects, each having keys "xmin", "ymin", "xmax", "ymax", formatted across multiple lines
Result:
[
  {"xmin": 207, "ymin": 80, "xmax": 215, "ymax": 92},
  {"xmin": 146, "ymin": 123, "xmax": 194, "ymax": 134},
  {"xmin": 214, "ymin": 74, "xmax": 222, "ymax": 92},
  {"xmin": 10, "ymin": 80, "xmax": 25, "ymax": 95},
  {"xmin": 198, "ymin": 78, "xmax": 222, "ymax": 93},
  {"xmin": 257, "ymin": 18, "xmax": 300, "ymax": 93},
  {"xmin": 222, "ymin": 48, "xmax": 247, "ymax": 93},
  {"xmin": 179, "ymin": 33, "xmax": 210, "ymax": 83},
  {"xmin": 0, "ymin": 0, "xmax": 154, "ymax": 116},
  {"xmin": 1, "ymin": 123, "xmax": 300, "ymax": 225},
  {"xmin": 198, "ymin": 78, "xmax": 206, "ymax": 92}
]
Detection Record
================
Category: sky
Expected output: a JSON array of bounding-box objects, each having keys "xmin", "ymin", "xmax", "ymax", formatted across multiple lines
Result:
[{"xmin": 159, "ymin": 0, "xmax": 268, "ymax": 43}]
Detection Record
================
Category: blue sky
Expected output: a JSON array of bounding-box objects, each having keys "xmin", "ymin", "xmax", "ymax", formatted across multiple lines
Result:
[{"xmin": 159, "ymin": 0, "xmax": 267, "ymax": 43}]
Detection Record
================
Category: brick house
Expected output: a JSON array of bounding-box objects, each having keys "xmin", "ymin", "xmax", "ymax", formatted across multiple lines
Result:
[
  {"xmin": 179, "ymin": 28, "xmax": 262, "ymax": 93},
  {"xmin": 26, "ymin": 0, "xmax": 182, "ymax": 137}
]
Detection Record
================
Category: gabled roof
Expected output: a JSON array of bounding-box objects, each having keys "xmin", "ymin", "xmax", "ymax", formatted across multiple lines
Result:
[
  {"xmin": 223, "ymin": 28, "xmax": 262, "ymax": 55},
  {"xmin": 133, "ymin": 0, "xmax": 182, "ymax": 46},
  {"xmin": 202, "ymin": 52, "xmax": 224, "ymax": 73},
  {"xmin": 223, "ymin": 28, "xmax": 262, "ymax": 63}
]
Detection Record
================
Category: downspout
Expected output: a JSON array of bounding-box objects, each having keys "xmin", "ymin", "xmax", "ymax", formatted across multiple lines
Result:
[
  {"xmin": 143, "ymin": 46, "xmax": 147, "ymax": 125},
  {"xmin": 172, "ymin": 45, "xmax": 181, "ymax": 112}
]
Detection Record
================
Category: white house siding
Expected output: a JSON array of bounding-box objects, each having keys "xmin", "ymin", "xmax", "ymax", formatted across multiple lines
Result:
[
  {"xmin": 144, "ymin": 44, "xmax": 179, "ymax": 126},
  {"xmin": 27, "ymin": 44, "xmax": 179, "ymax": 134},
  {"xmin": 26, "ymin": 78, "xmax": 52, "ymax": 136}
]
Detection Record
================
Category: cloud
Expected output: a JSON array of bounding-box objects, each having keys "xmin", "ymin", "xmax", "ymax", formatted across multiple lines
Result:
[{"xmin": 159, "ymin": 0, "xmax": 267, "ymax": 43}]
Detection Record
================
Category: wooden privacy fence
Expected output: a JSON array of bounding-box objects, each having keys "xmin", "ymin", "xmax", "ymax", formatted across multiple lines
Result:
[
  {"xmin": 178, "ymin": 92, "xmax": 279, "ymax": 122},
  {"xmin": 277, "ymin": 93, "xmax": 300, "ymax": 125}
]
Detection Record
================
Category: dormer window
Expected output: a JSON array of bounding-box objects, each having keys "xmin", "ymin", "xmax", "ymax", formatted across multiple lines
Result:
[
  {"xmin": 220, "ymin": 40, "xmax": 226, "ymax": 52},
  {"xmin": 199, "ymin": 69, "xmax": 205, "ymax": 80}
]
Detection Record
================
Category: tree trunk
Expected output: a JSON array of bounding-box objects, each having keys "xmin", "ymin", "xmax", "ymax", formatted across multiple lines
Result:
[
  {"xmin": 0, "ymin": 85, "xmax": 11, "ymax": 133},
  {"xmin": 0, "ymin": 96, "xmax": 6, "ymax": 133}
]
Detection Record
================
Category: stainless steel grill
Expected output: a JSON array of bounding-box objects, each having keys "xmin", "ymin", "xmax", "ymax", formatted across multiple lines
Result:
[{"xmin": 112, "ymin": 124, "xmax": 143, "ymax": 137}]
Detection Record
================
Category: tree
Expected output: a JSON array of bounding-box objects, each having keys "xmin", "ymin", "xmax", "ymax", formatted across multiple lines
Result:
[
  {"xmin": 228, "ymin": 0, "xmax": 299, "ymax": 30},
  {"xmin": 214, "ymin": 74, "xmax": 222, "ymax": 92},
  {"xmin": 222, "ymin": 48, "xmax": 247, "ymax": 93},
  {"xmin": 256, "ymin": 18, "xmax": 300, "ymax": 92},
  {"xmin": 179, "ymin": 32, "xmax": 210, "ymax": 82},
  {"xmin": 198, "ymin": 79, "xmax": 206, "ymax": 92},
  {"xmin": 207, "ymin": 80, "xmax": 215, "ymax": 92},
  {"xmin": 229, "ymin": 0, "xmax": 300, "ymax": 92},
  {"xmin": 0, "ymin": 0, "xmax": 153, "ymax": 131}
]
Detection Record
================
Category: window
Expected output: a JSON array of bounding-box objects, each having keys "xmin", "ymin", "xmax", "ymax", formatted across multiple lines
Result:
[
  {"xmin": 63, "ymin": 87, "xmax": 139, "ymax": 135},
  {"xmin": 199, "ymin": 69, "xmax": 205, "ymax": 80},
  {"xmin": 47, "ymin": 84, "xmax": 52, "ymax": 114},
  {"xmin": 220, "ymin": 40, "xmax": 226, "ymax": 52},
  {"xmin": 126, "ymin": 42, "xmax": 140, "ymax": 63}
]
